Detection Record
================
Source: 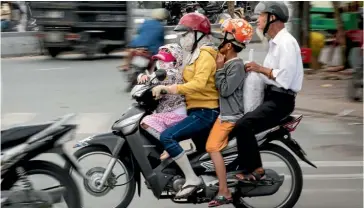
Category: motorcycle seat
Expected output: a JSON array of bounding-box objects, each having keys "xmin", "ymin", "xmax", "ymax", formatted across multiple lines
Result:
[
  {"xmin": 1, "ymin": 124, "xmax": 51, "ymax": 150},
  {"xmin": 222, "ymin": 115, "xmax": 302, "ymax": 152}
]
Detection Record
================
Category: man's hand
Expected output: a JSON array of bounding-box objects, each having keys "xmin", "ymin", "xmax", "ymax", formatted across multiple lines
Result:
[
  {"xmin": 216, "ymin": 53, "xmax": 225, "ymax": 70},
  {"xmin": 152, "ymin": 85, "xmax": 169, "ymax": 99},
  {"xmin": 245, "ymin": 61, "xmax": 263, "ymax": 73},
  {"xmin": 245, "ymin": 61, "xmax": 274, "ymax": 79}
]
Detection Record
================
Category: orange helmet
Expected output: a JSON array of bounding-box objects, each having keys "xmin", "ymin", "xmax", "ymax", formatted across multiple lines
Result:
[{"xmin": 214, "ymin": 18, "xmax": 254, "ymax": 49}]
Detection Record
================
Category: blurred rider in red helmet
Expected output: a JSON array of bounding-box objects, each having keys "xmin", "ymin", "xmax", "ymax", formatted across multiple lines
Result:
[{"xmin": 152, "ymin": 13, "xmax": 220, "ymax": 199}]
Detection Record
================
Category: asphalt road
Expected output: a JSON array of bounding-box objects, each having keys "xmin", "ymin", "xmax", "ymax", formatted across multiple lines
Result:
[{"xmin": 1, "ymin": 52, "xmax": 363, "ymax": 208}]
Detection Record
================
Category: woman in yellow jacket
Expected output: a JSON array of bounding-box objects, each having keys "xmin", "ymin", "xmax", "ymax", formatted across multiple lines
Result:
[{"xmin": 152, "ymin": 13, "xmax": 219, "ymax": 199}]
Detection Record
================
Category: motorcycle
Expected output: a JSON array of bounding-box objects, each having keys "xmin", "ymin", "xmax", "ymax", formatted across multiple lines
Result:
[
  {"xmin": 66, "ymin": 69, "xmax": 317, "ymax": 208},
  {"xmin": 121, "ymin": 47, "xmax": 156, "ymax": 92},
  {"xmin": 1, "ymin": 114, "xmax": 83, "ymax": 208}
]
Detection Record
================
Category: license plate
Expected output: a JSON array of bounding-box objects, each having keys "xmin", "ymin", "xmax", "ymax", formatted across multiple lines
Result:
[
  {"xmin": 46, "ymin": 32, "xmax": 63, "ymax": 42},
  {"xmin": 131, "ymin": 56, "xmax": 149, "ymax": 68}
]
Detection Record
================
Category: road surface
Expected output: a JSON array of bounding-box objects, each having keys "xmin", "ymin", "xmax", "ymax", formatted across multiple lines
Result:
[{"xmin": 1, "ymin": 53, "xmax": 363, "ymax": 208}]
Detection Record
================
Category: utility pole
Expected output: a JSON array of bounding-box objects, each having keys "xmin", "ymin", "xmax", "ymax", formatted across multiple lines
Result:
[
  {"xmin": 290, "ymin": 1, "xmax": 301, "ymax": 44},
  {"xmin": 227, "ymin": 1, "xmax": 235, "ymax": 18},
  {"xmin": 332, "ymin": 1, "xmax": 347, "ymax": 66},
  {"xmin": 301, "ymin": 1, "xmax": 310, "ymax": 48}
]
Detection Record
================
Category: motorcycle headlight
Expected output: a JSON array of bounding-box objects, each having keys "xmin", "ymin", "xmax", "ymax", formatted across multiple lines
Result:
[{"xmin": 131, "ymin": 85, "xmax": 148, "ymax": 97}]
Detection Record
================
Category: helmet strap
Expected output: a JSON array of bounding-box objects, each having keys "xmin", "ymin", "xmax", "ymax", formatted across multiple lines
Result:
[
  {"xmin": 263, "ymin": 13, "xmax": 279, "ymax": 36},
  {"xmin": 191, "ymin": 31, "xmax": 205, "ymax": 53},
  {"xmin": 218, "ymin": 33, "xmax": 229, "ymax": 50}
]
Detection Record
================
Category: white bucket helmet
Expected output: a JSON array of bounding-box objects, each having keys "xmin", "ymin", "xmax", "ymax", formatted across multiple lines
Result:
[{"xmin": 151, "ymin": 8, "xmax": 169, "ymax": 21}]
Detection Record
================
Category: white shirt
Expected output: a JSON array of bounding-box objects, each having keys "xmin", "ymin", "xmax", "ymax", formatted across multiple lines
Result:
[{"xmin": 261, "ymin": 28, "xmax": 304, "ymax": 93}]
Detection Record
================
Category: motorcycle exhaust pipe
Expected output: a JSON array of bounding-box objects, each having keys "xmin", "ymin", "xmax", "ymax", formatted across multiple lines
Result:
[
  {"xmin": 1, "ymin": 188, "xmax": 65, "ymax": 207},
  {"xmin": 45, "ymin": 187, "xmax": 66, "ymax": 204}
]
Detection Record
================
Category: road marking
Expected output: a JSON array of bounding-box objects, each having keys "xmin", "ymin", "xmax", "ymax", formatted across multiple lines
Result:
[
  {"xmin": 73, "ymin": 113, "xmax": 112, "ymax": 134},
  {"xmin": 35, "ymin": 67, "xmax": 70, "ymax": 71},
  {"xmin": 279, "ymin": 189, "xmax": 363, "ymax": 194},
  {"xmin": 1, "ymin": 113, "xmax": 36, "ymax": 128},
  {"xmin": 282, "ymin": 173, "xmax": 364, "ymax": 180},
  {"xmin": 300, "ymin": 120, "xmax": 354, "ymax": 135},
  {"xmin": 263, "ymin": 161, "xmax": 364, "ymax": 168}
]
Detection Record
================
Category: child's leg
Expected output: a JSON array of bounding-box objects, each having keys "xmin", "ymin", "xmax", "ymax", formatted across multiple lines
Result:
[
  {"xmin": 210, "ymin": 152, "xmax": 230, "ymax": 196},
  {"xmin": 141, "ymin": 122, "xmax": 170, "ymax": 160},
  {"xmin": 206, "ymin": 119, "xmax": 235, "ymax": 206},
  {"xmin": 141, "ymin": 123, "xmax": 161, "ymax": 139},
  {"xmin": 141, "ymin": 112, "xmax": 187, "ymax": 160}
]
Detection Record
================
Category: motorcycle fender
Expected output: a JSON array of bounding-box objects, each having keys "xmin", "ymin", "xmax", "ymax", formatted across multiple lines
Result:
[
  {"xmin": 273, "ymin": 136, "xmax": 317, "ymax": 169},
  {"xmin": 73, "ymin": 132, "xmax": 124, "ymax": 155}
]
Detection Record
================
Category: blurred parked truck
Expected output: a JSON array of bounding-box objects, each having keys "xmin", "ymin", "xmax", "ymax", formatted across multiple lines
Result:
[{"xmin": 30, "ymin": 1, "xmax": 129, "ymax": 58}]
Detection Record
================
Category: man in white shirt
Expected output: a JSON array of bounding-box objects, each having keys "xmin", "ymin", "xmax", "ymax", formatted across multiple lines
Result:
[{"xmin": 232, "ymin": 1, "xmax": 304, "ymax": 181}]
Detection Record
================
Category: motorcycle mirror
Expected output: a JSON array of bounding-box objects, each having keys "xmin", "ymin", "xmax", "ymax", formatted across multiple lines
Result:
[{"xmin": 155, "ymin": 69, "xmax": 167, "ymax": 81}]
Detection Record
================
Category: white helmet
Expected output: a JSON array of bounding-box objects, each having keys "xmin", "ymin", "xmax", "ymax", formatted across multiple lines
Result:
[{"xmin": 151, "ymin": 8, "xmax": 169, "ymax": 21}]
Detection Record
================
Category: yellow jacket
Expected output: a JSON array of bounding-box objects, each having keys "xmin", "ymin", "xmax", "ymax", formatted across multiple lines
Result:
[{"xmin": 177, "ymin": 46, "xmax": 219, "ymax": 110}]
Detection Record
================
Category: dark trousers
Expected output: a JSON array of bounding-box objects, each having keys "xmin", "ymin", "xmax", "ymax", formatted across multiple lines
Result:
[{"xmin": 231, "ymin": 87, "xmax": 296, "ymax": 173}]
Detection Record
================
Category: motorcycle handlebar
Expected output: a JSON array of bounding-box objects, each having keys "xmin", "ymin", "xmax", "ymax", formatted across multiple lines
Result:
[{"xmin": 160, "ymin": 89, "xmax": 168, "ymax": 94}]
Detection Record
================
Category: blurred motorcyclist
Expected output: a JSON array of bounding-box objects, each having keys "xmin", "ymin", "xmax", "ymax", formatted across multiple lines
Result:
[
  {"xmin": 119, "ymin": 8, "xmax": 168, "ymax": 71},
  {"xmin": 1, "ymin": 2, "xmax": 11, "ymax": 30}
]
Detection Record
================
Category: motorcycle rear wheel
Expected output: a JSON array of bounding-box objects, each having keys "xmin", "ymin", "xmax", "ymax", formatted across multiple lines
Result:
[
  {"xmin": 1, "ymin": 160, "xmax": 82, "ymax": 208},
  {"xmin": 232, "ymin": 144, "xmax": 303, "ymax": 208}
]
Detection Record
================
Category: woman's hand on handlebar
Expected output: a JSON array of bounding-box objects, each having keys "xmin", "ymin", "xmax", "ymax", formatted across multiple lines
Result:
[
  {"xmin": 152, "ymin": 85, "xmax": 169, "ymax": 99},
  {"xmin": 168, "ymin": 84, "xmax": 178, "ymax": 94}
]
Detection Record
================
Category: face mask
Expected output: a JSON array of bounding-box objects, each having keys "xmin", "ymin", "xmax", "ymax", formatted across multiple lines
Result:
[
  {"xmin": 179, "ymin": 32, "xmax": 195, "ymax": 52},
  {"xmin": 156, "ymin": 60, "xmax": 175, "ymax": 70}
]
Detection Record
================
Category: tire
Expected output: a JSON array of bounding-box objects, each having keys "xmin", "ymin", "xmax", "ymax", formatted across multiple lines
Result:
[
  {"xmin": 47, "ymin": 47, "xmax": 61, "ymax": 58},
  {"xmin": 233, "ymin": 144, "xmax": 303, "ymax": 208},
  {"xmin": 1, "ymin": 160, "xmax": 82, "ymax": 208},
  {"xmin": 65, "ymin": 146, "xmax": 136, "ymax": 208}
]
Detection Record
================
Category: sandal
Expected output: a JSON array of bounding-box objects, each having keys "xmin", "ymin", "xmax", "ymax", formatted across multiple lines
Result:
[
  {"xmin": 160, "ymin": 151, "xmax": 170, "ymax": 161},
  {"xmin": 235, "ymin": 168, "xmax": 266, "ymax": 183},
  {"xmin": 208, "ymin": 195, "xmax": 233, "ymax": 207},
  {"xmin": 117, "ymin": 65, "xmax": 129, "ymax": 71},
  {"xmin": 174, "ymin": 183, "xmax": 203, "ymax": 199}
]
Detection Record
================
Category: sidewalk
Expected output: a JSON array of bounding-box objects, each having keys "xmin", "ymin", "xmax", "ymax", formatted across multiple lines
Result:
[{"xmin": 296, "ymin": 78, "xmax": 363, "ymax": 118}]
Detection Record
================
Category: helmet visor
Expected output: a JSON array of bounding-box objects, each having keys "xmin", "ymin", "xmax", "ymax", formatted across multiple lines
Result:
[
  {"xmin": 152, "ymin": 50, "xmax": 176, "ymax": 62},
  {"xmin": 174, "ymin": 24, "xmax": 192, "ymax": 33}
]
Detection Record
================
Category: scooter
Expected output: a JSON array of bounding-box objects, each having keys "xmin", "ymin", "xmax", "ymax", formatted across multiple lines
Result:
[
  {"xmin": 119, "ymin": 47, "xmax": 156, "ymax": 92},
  {"xmin": 1, "ymin": 114, "xmax": 83, "ymax": 208},
  {"xmin": 67, "ymin": 69, "xmax": 317, "ymax": 208}
]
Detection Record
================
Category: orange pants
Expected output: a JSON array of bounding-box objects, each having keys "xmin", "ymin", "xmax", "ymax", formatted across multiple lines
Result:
[{"xmin": 206, "ymin": 118, "xmax": 235, "ymax": 153}]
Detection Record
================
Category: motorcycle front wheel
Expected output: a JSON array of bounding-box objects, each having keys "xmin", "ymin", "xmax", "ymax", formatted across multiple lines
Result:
[
  {"xmin": 1, "ymin": 160, "xmax": 82, "ymax": 208},
  {"xmin": 66, "ymin": 146, "xmax": 136, "ymax": 208},
  {"xmin": 232, "ymin": 144, "xmax": 303, "ymax": 208}
]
